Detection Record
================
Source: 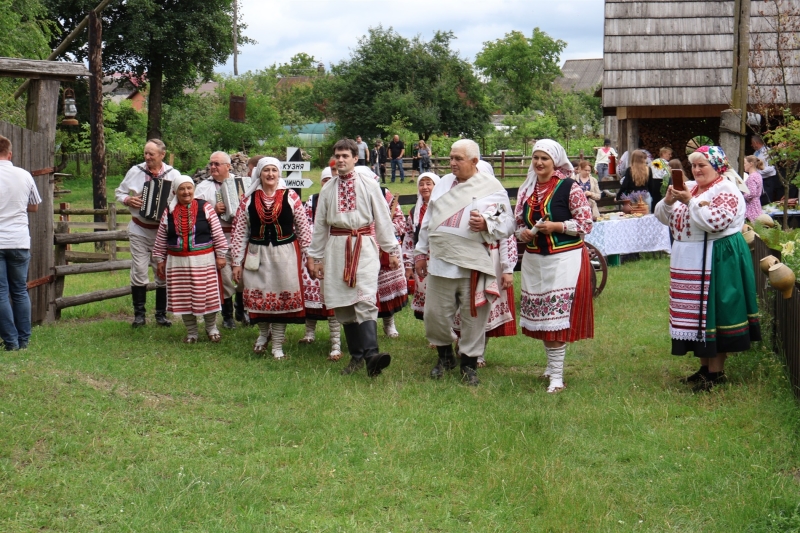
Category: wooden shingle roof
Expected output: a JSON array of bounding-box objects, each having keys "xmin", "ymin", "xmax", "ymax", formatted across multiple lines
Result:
[
  {"xmin": 603, "ymin": 0, "xmax": 800, "ymax": 108},
  {"xmin": 555, "ymin": 59, "xmax": 604, "ymax": 93}
]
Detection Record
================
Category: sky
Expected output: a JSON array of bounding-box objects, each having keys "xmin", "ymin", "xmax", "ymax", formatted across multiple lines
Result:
[{"xmin": 219, "ymin": 0, "xmax": 605, "ymax": 74}]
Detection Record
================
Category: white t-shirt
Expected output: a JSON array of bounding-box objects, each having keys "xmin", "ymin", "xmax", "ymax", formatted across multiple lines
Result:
[{"xmin": 0, "ymin": 160, "xmax": 42, "ymax": 249}]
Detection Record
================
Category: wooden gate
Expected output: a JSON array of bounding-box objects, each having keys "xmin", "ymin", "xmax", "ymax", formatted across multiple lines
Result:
[{"xmin": 0, "ymin": 120, "xmax": 53, "ymax": 325}]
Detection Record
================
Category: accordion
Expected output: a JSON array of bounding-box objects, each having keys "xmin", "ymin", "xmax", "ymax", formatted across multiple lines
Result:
[
  {"xmin": 219, "ymin": 175, "xmax": 251, "ymax": 222},
  {"xmin": 139, "ymin": 178, "xmax": 172, "ymax": 221}
]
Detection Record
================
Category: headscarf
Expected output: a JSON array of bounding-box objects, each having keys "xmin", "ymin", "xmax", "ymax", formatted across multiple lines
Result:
[
  {"xmin": 690, "ymin": 145, "xmax": 749, "ymax": 195},
  {"xmin": 414, "ymin": 172, "xmax": 441, "ymax": 225},
  {"xmin": 477, "ymin": 160, "xmax": 495, "ymax": 177},
  {"xmin": 246, "ymin": 157, "xmax": 286, "ymax": 197},
  {"xmin": 518, "ymin": 139, "xmax": 574, "ymax": 203},
  {"xmin": 354, "ymin": 165, "xmax": 380, "ymax": 182},
  {"xmin": 320, "ymin": 166, "xmax": 333, "ymax": 184},
  {"xmin": 168, "ymin": 175, "xmax": 195, "ymax": 213}
]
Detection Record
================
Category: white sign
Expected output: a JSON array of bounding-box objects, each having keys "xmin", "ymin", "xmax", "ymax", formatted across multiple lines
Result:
[
  {"xmin": 283, "ymin": 178, "xmax": 313, "ymax": 188},
  {"xmin": 281, "ymin": 161, "xmax": 310, "ymax": 172}
]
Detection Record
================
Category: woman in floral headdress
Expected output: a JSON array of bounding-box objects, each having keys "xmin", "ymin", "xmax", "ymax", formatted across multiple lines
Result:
[
  {"xmin": 516, "ymin": 139, "xmax": 594, "ymax": 393},
  {"xmin": 655, "ymin": 146, "xmax": 760, "ymax": 392}
]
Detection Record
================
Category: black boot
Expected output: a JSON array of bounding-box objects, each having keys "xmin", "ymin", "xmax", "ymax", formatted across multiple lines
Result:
[
  {"xmin": 234, "ymin": 292, "xmax": 250, "ymax": 326},
  {"xmin": 460, "ymin": 354, "xmax": 480, "ymax": 386},
  {"xmin": 360, "ymin": 320, "xmax": 391, "ymax": 377},
  {"xmin": 341, "ymin": 323, "xmax": 364, "ymax": 375},
  {"xmin": 221, "ymin": 297, "xmax": 236, "ymax": 329},
  {"xmin": 692, "ymin": 371, "xmax": 727, "ymax": 393},
  {"xmin": 131, "ymin": 285, "xmax": 146, "ymax": 328},
  {"xmin": 680, "ymin": 365, "xmax": 708, "ymax": 384},
  {"xmin": 154, "ymin": 287, "xmax": 172, "ymax": 327},
  {"xmin": 431, "ymin": 344, "xmax": 456, "ymax": 379}
]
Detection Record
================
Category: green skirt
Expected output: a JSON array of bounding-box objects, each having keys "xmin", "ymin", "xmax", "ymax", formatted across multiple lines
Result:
[{"xmin": 672, "ymin": 232, "xmax": 761, "ymax": 358}]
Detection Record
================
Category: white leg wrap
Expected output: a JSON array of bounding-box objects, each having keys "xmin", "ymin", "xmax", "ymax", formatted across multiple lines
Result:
[
  {"xmin": 203, "ymin": 312, "xmax": 219, "ymax": 335},
  {"xmin": 182, "ymin": 315, "xmax": 198, "ymax": 339},
  {"xmin": 300, "ymin": 319, "xmax": 316, "ymax": 343},
  {"xmin": 383, "ymin": 315, "xmax": 399, "ymax": 338},
  {"xmin": 328, "ymin": 317, "xmax": 341, "ymax": 356},
  {"xmin": 271, "ymin": 323, "xmax": 286, "ymax": 359},
  {"xmin": 256, "ymin": 322, "xmax": 271, "ymax": 347},
  {"xmin": 546, "ymin": 346, "xmax": 566, "ymax": 393}
]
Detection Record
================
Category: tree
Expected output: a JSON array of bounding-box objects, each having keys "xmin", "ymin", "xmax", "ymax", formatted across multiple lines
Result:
[
  {"xmin": 475, "ymin": 28, "xmax": 566, "ymax": 113},
  {"xmin": 0, "ymin": 0, "xmax": 55, "ymax": 125},
  {"xmin": 326, "ymin": 27, "xmax": 491, "ymax": 140},
  {"xmin": 44, "ymin": 0, "xmax": 244, "ymax": 140}
]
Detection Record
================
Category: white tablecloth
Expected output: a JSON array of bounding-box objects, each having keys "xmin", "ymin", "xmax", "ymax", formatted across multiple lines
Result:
[{"xmin": 585, "ymin": 215, "xmax": 671, "ymax": 256}]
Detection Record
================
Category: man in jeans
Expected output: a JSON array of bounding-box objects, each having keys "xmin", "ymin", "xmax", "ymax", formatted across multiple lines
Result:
[
  {"xmin": 355, "ymin": 136, "xmax": 369, "ymax": 167},
  {"xmin": 0, "ymin": 135, "xmax": 42, "ymax": 350},
  {"xmin": 389, "ymin": 134, "xmax": 405, "ymax": 183}
]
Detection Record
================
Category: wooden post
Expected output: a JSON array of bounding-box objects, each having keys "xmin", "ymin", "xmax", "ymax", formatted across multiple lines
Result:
[
  {"xmin": 89, "ymin": 10, "xmax": 108, "ymax": 250},
  {"xmin": 232, "ymin": 0, "xmax": 239, "ymax": 76},
  {"xmin": 501, "ymin": 151, "xmax": 506, "ymax": 180},
  {"xmin": 53, "ymin": 220, "xmax": 69, "ymax": 321},
  {"xmin": 731, "ymin": 0, "xmax": 751, "ymax": 172},
  {"xmin": 108, "ymin": 203, "xmax": 117, "ymax": 260},
  {"xmin": 26, "ymin": 78, "xmax": 59, "ymax": 325}
]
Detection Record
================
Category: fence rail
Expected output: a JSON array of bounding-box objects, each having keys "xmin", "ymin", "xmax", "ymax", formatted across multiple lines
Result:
[{"xmin": 752, "ymin": 236, "xmax": 800, "ymax": 400}]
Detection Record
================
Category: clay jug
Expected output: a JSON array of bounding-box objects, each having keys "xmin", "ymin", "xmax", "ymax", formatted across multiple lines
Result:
[
  {"xmin": 742, "ymin": 229, "xmax": 756, "ymax": 249},
  {"xmin": 760, "ymin": 255, "xmax": 779, "ymax": 274},
  {"xmin": 621, "ymin": 199, "xmax": 632, "ymax": 214},
  {"xmin": 769, "ymin": 263, "xmax": 797, "ymax": 299},
  {"xmin": 755, "ymin": 213, "xmax": 776, "ymax": 228}
]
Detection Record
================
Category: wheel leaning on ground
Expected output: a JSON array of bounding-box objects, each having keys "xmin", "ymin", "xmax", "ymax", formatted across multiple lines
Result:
[{"xmin": 585, "ymin": 242, "xmax": 607, "ymax": 298}]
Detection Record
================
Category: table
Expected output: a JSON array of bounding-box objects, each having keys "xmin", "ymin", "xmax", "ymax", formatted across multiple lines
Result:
[
  {"xmin": 585, "ymin": 215, "xmax": 671, "ymax": 257},
  {"xmin": 767, "ymin": 210, "xmax": 800, "ymax": 228}
]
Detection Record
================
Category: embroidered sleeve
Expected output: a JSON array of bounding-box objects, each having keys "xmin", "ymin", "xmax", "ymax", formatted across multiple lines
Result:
[
  {"xmin": 653, "ymin": 198, "xmax": 674, "ymax": 227},
  {"xmin": 385, "ymin": 190, "xmax": 406, "ymax": 236},
  {"xmin": 305, "ymin": 199, "xmax": 314, "ymax": 225},
  {"xmin": 229, "ymin": 197, "xmax": 250, "ymax": 266},
  {"xmin": 689, "ymin": 189, "xmax": 740, "ymax": 233},
  {"xmin": 289, "ymin": 190, "xmax": 312, "ymax": 253},
  {"xmin": 402, "ymin": 214, "xmax": 415, "ymax": 267},
  {"xmin": 204, "ymin": 202, "xmax": 229, "ymax": 258},
  {"xmin": 565, "ymin": 183, "xmax": 593, "ymax": 235},
  {"xmin": 151, "ymin": 208, "xmax": 170, "ymax": 262},
  {"xmin": 500, "ymin": 235, "xmax": 517, "ymax": 274},
  {"xmin": 514, "ymin": 190, "xmax": 529, "ymax": 238},
  {"xmin": 308, "ymin": 188, "xmax": 330, "ymax": 260}
]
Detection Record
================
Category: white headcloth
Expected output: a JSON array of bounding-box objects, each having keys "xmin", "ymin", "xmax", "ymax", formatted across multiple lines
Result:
[
  {"xmin": 519, "ymin": 139, "xmax": 574, "ymax": 203},
  {"xmin": 414, "ymin": 172, "xmax": 441, "ymax": 225},
  {"xmin": 477, "ymin": 160, "xmax": 495, "ymax": 177},
  {"xmin": 246, "ymin": 157, "xmax": 286, "ymax": 197},
  {"xmin": 168, "ymin": 175, "xmax": 195, "ymax": 213}
]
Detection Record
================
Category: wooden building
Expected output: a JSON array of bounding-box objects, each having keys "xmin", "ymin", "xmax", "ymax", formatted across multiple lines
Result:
[{"xmin": 603, "ymin": 0, "xmax": 800, "ymax": 164}]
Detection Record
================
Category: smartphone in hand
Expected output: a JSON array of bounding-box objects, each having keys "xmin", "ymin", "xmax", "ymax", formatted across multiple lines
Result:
[{"xmin": 671, "ymin": 168, "xmax": 685, "ymax": 191}]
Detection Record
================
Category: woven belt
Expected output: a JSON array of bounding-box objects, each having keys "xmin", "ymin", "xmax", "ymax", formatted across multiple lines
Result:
[
  {"xmin": 132, "ymin": 217, "xmax": 159, "ymax": 230},
  {"xmin": 330, "ymin": 226, "xmax": 372, "ymax": 288}
]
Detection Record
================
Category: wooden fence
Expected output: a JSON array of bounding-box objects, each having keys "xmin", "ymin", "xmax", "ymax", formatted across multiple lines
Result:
[
  {"xmin": 1, "ymin": 120, "xmax": 54, "ymax": 325},
  {"xmin": 752, "ymin": 236, "xmax": 800, "ymax": 400}
]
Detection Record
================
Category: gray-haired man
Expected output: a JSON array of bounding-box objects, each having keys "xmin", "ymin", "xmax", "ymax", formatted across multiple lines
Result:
[
  {"xmin": 115, "ymin": 139, "xmax": 181, "ymax": 328},
  {"xmin": 195, "ymin": 151, "xmax": 247, "ymax": 328}
]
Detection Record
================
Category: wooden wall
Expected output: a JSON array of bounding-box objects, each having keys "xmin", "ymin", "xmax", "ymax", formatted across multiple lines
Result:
[
  {"xmin": 0, "ymin": 120, "xmax": 52, "ymax": 326},
  {"xmin": 603, "ymin": 0, "xmax": 800, "ymax": 108}
]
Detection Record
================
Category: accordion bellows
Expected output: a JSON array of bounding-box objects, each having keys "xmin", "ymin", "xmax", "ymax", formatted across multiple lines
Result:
[
  {"xmin": 220, "ymin": 176, "xmax": 251, "ymax": 221},
  {"xmin": 139, "ymin": 178, "xmax": 172, "ymax": 221}
]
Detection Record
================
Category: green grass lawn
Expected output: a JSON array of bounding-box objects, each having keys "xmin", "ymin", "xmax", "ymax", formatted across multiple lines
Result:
[
  {"xmin": 3, "ymin": 258, "xmax": 800, "ymax": 531},
  {"xmin": 5, "ymin": 171, "xmax": 798, "ymax": 531}
]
